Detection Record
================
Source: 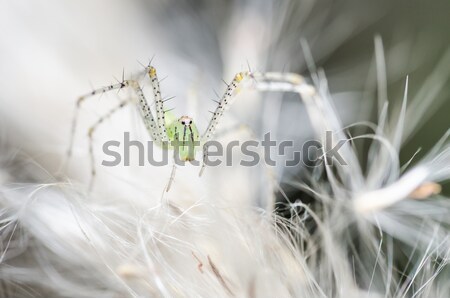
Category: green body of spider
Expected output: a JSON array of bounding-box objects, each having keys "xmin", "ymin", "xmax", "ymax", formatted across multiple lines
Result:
[{"xmin": 164, "ymin": 112, "xmax": 200, "ymax": 162}]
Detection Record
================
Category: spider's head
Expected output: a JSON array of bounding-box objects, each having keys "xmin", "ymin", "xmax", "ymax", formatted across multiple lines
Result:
[
  {"xmin": 179, "ymin": 116, "xmax": 193, "ymax": 127},
  {"xmin": 169, "ymin": 116, "xmax": 199, "ymax": 162}
]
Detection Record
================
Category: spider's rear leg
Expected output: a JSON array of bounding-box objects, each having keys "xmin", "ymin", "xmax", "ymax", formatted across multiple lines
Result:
[
  {"xmin": 87, "ymin": 99, "xmax": 130, "ymax": 192},
  {"xmin": 166, "ymin": 133, "xmax": 180, "ymax": 193},
  {"xmin": 68, "ymin": 78, "xmax": 164, "ymax": 163},
  {"xmin": 166, "ymin": 163, "xmax": 177, "ymax": 192}
]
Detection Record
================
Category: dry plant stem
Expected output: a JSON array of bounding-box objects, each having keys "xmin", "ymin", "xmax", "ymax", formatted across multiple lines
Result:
[{"xmin": 207, "ymin": 255, "xmax": 234, "ymax": 296}]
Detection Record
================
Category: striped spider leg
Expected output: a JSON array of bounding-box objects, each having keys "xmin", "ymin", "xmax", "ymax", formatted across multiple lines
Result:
[
  {"xmin": 68, "ymin": 65, "xmax": 170, "ymax": 191},
  {"xmin": 199, "ymin": 72, "xmax": 248, "ymax": 175},
  {"xmin": 86, "ymin": 99, "xmax": 130, "ymax": 191},
  {"xmin": 199, "ymin": 71, "xmax": 316, "ymax": 174}
]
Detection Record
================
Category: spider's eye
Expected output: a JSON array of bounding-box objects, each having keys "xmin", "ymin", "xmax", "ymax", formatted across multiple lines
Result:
[
  {"xmin": 181, "ymin": 121, "xmax": 185, "ymax": 125},
  {"xmin": 189, "ymin": 120, "xmax": 192, "ymax": 124}
]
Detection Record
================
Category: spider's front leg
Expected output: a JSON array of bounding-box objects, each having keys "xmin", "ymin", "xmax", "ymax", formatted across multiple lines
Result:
[
  {"xmin": 199, "ymin": 70, "xmax": 317, "ymax": 174},
  {"xmin": 67, "ymin": 72, "xmax": 167, "ymax": 191},
  {"xmin": 197, "ymin": 70, "xmax": 318, "ymax": 210},
  {"xmin": 69, "ymin": 78, "xmax": 163, "ymax": 154},
  {"xmin": 148, "ymin": 66, "xmax": 170, "ymax": 143},
  {"xmin": 249, "ymin": 71, "xmax": 316, "ymax": 97},
  {"xmin": 146, "ymin": 66, "xmax": 187, "ymax": 192},
  {"xmin": 199, "ymin": 72, "xmax": 247, "ymax": 175}
]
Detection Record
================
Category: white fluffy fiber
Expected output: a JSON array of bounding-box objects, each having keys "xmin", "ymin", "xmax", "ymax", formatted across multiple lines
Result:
[{"xmin": 1, "ymin": 1, "xmax": 449, "ymax": 297}]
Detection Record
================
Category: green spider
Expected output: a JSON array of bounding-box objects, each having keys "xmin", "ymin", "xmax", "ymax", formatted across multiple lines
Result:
[{"xmin": 68, "ymin": 64, "xmax": 315, "ymax": 192}]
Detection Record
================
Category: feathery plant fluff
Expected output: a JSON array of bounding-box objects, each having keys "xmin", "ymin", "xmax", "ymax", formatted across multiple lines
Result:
[{"xmin": 1, "ymin": 0, "xmax": 450, "ymax": 297}]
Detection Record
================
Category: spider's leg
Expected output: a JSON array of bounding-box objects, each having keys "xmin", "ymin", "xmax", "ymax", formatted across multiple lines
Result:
[
  {"xmin": 198, "ymin": 71, "xmax": 317, "ymax": 207},
  {"xmin": 199, "ymin": 70, "xmax": 315, "ymax": 155},
  {"xmin": 86, "ymin": 99, "xmax": 130, "ymax": 192},
  {"xmin": 199, "ymin": 72, "xmax": 249, "ymax": 174},
  {"xmin": 201, "ymin": 72, "xmax": 249, "ymax": 143},
  {"xmin": 68, "ymin": 79, "xmax": 163, "ymax": 162},
  {"xmin": 249, "ymin": 72, "xmax": 315, "ymax": 96},
  {"xmin": 199, "ymin": 143, "xmax": 209, "ymax": 177},
  {"xmin": 166, "ymin": 164, "xmax": 177, "ymax": 192},
  {"xmin": 244, "ymin": 72, "xmax": 330, "ymax": 146},
  {"xmin": 166, "ymin": 132, "xmax": 180, "ymax": 192},
  {"xmin": 147, "ymin": 67, "xmax": 170, "ymax": 143}
]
